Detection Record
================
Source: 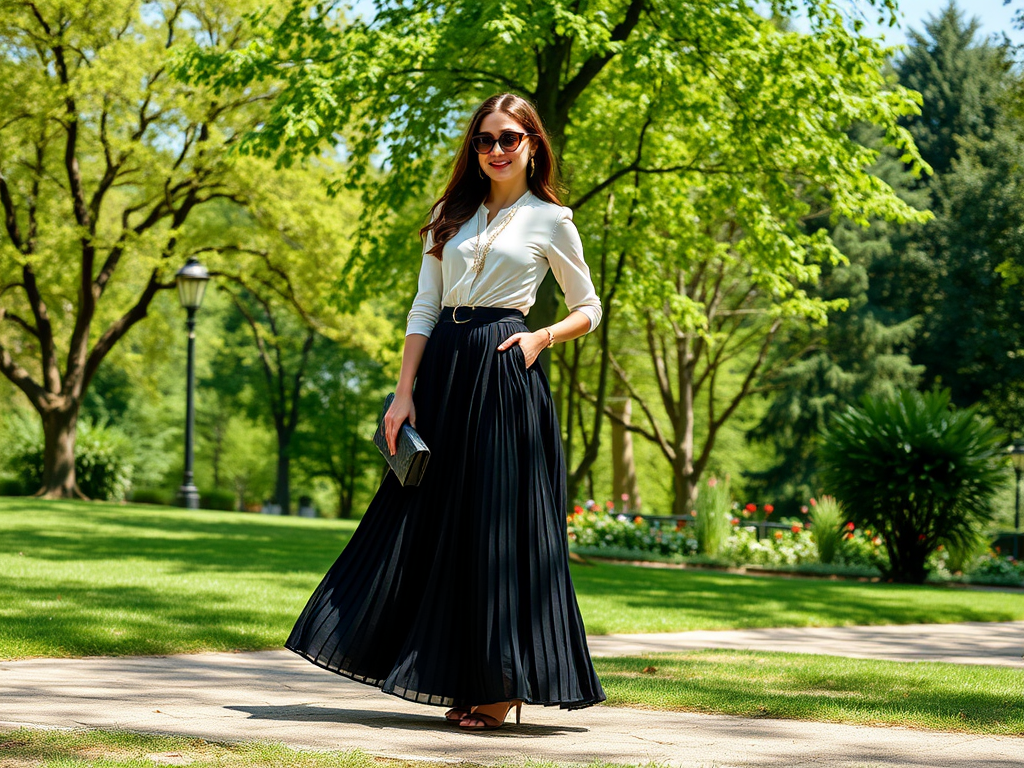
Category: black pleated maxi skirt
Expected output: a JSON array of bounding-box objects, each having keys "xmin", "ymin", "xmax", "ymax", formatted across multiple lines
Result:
[{"xmin": 284, "ymin": 304, "xmax": 606, "ymax": 711}]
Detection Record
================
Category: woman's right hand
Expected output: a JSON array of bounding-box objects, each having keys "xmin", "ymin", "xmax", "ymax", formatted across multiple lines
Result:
[{"xmin": 384, "ymin": 391, "xmax": 417, "ymax": 456}]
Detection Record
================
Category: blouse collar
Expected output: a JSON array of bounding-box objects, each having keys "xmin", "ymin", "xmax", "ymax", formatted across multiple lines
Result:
[{"xmin": 478, "ymin": 187, "xmax": 533, "ymax": 216}]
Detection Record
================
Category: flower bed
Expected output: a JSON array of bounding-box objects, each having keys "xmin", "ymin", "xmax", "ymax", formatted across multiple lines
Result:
[{"xmin": 566, "ymin": 498, "xmax": 1021, "ymax": 586}]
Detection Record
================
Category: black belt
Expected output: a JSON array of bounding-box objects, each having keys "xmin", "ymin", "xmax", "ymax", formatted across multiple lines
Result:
[{"xmin": 437, "ymin": 305, "xmax": 524, "ymax": 324}]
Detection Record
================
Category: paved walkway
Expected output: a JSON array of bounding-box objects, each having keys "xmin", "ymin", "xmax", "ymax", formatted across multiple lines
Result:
[
  {"xmin": 1, "ymin": 623, "xmax": 1022, "ymax": 768},
  {"xmin": 588, "ymin": 620, "xmax": 1024, "ymax": 667}
]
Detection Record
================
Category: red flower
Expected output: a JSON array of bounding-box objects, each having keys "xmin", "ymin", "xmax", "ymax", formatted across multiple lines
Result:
[
  {"xmin": 675, "ymin": 521, "xmax": 684, "ymax": 531},
  {"xmin": 845, "ymin": 521, "xmax": 855, "ymax": 531},
  {"xmin": 731, "ymin": 517, "xmax": 740, "ymax": 526},
  {"xmin": 573, "ymin": 505, "xmax": 584, "ymax": 515},
  {"xmin": 918, "ymin": 534, "xmax": 926, "ymax": 542},
  {"xmin": 791, "ymin": 524, "xmax": 801, "ymax": 534},
  {"xmin": 606, "ymin": 500, "xmax": 614, "ymax": 509},
  {"xmin": 764, "ymin": 504, "xmax": 774, "ymax": 514},
  {"xmin": 745, "ymin": 503, "xmax": 757, "ymax": 512},
  {"xmin": 809, "ymin": 497, "xmax": 817, "ymax": 507},
  {"xmin": 843, "ymin": 532, "xmax": 854, "ymax": 540},
  {"xmin": 633, "ymin": 515, "xmax": 643, "ymax": 525}
]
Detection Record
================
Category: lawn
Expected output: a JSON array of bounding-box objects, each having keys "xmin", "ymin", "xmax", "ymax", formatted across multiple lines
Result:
[
  {"xmin": 0, "ymin": 728, "xmax": 658, "ymax": 768},
  {"xmin": 2, "ymin": 497, "xmax": 1023, "ymax": 659},
  {"xmin": 595, "ymin": 650, "xmax": 1024, "ymax": 735}
]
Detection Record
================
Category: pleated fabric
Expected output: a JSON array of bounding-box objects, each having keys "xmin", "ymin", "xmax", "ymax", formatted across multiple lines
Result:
[{"xmin": 284, "ymin": 305, "xmax": 606, "ymax": 711}]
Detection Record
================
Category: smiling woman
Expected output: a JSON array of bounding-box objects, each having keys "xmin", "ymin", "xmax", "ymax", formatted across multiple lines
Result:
[{"xmin": 283, "ymin": 92, "xmax": 606, "ymax": 732}]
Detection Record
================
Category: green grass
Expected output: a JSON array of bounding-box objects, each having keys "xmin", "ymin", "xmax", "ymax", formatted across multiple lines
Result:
[
  {"xmin": 0, "ymin": 727, "xmax": 667, "ymax": 768},
  {"xmin": 595, "ymin": 651, "xmax": 1024, "ymax": 735},
  {"xmin": 2, "ymin": 497, "xmax": 1023, "ymax": 659}
]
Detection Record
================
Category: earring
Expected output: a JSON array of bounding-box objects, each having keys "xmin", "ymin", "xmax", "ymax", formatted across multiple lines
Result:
[
  {"xmin": 529, "ymin": 156, "xmax": 535, "ymax": 176},
  {"xmin": 478, "ymin": 164, "xmax": 484, "ymax": 179}
]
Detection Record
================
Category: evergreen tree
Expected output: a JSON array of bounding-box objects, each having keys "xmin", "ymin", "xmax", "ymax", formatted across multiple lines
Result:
[
  {"xmin": 887, "ymin": 2, "xmax": 1024, "ymax": 429},
  {"xmin": 745, "ymin": 125, "xmax": 927, "ymax": 511}
]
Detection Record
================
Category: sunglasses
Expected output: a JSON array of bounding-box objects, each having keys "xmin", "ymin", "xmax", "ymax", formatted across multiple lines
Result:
[{"xmin": 470, "ymin": 130, "xmax": 538, "ymax": 154}]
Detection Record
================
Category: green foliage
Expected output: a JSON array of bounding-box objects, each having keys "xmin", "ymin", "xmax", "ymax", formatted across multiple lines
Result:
[
  {"xmin": 200, "ymin": 488, "xmax": 237, "ymax": 511},
  {"xmin": 810, "ymin": 495, "xmax": 845, "ymax": 564},
  {"xmin": 693, "ymin": 476, "xmax": 733, "ymax": 557},
  {"xmin": 6, "ymin": 417, "xmax": 135, "ymax": 502},
  {"xmin": 818, "ymin": 387, "xmax": 1007, "ymax": 583}
]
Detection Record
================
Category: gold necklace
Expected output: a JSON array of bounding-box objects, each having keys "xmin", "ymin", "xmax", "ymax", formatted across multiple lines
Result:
[{"xmin": 471, "ymin": 202, "xmax": 522, "ymax": 276}]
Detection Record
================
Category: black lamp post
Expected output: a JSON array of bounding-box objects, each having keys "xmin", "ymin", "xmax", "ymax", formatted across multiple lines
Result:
[
  {"xmin": 175, "ymin": 257, "xmax": 210, "ymax": 509},
  {"xmin": 1007, "ymin": 441, "xmax": 1024, "ymax": 561}
]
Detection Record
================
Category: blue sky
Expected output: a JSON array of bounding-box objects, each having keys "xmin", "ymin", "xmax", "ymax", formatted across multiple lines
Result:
[
  {"xmin": 348, "ymin": 0, "xmax": 1021, "ymax": 46},
  {"xmin": 847, "ymin": 0, "xmax": 1022, "ymax": 46}
]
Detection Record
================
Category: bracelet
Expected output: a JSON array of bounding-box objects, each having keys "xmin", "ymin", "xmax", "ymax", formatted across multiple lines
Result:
[{"xmin": 544, "ymin": 327, "xmax": 555, "ymax": 348}]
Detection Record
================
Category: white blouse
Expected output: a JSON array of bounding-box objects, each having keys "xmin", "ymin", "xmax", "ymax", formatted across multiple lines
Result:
[{"xmin": 405, "ymin": 188, "xmax": 603, "ymax": 338}]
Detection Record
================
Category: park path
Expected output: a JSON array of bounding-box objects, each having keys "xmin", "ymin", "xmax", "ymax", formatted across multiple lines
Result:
[
  {"xmin": 1, "ymin": 622, "xmax": 1022, "ymax": 768},
  {"xmin": 587, "ymin": 620, "xmax": 1024, "ymax": 667}
]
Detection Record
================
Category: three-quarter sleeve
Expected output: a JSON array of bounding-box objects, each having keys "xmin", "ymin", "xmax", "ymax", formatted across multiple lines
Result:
[
  {"xmin": 405, "ymin": 222, "xmax": 443, "ymax": 338},
  {"xmin": 547, "ymin": 207, "xmax": 602, "ymax": 333}
]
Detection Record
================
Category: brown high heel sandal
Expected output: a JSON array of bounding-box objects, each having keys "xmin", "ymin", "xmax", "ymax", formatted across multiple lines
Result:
[{"xmin": 457, "ymin": 699, "xmax": 524, "ymax": 730}]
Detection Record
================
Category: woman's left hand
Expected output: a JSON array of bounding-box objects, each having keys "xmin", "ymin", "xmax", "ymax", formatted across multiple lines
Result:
[{"xmin": 498, "ymin": 331, "xmax": 546, "ymax": 369}]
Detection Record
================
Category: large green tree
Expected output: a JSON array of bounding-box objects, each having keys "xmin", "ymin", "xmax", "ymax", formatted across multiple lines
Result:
[
  {"xmin": 883, "ymin": 3, "xmax": 1024, "ymax": 428},
  {"xmin": 0, "ymin": 0, "xmax": 277, "ymax": 498},
  {"xmin": 173, "ymin": 0, "xmax": 925, "ymax": 511}
]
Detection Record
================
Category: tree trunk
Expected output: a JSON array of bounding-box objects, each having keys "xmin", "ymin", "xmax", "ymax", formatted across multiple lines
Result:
[
  {"xmin": 34, "ymin": 402, "xmax": 88, "ymax": 500},
  {"xmin": 275, "ymin": 433, "xmax": 292, "ymax": 514},
  {"xmin": 610, "ymin": 386, "xmax": 641, "ymax": 513}
]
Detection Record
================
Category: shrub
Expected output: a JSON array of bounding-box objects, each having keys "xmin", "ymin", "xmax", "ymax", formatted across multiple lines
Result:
[
  {"xmin": 819, "ymin": 387, "xmax": 1006, "ymax": 583},
  {"xmin": 7, "ymin": 416, "xmax": 134, "ymax": 501},
  {"xmin": 693, "ymin": 476, "xmax": 733, "ymax": 557},
  {"xmin": 810, "ymin": 495, "xmax": 844, "ymax": 565},
  {"xmin": 201, "ymin": 488, "xmax": 237, "ymax": 511},
  {"xmin": 129, "ymin": 487, "xmax": 173, "ymax": 506}
]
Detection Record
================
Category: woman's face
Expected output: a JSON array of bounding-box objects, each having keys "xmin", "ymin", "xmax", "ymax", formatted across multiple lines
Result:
[{"xmin": 475, "ymin": 111, "xmax": 535, "ymax": 184}]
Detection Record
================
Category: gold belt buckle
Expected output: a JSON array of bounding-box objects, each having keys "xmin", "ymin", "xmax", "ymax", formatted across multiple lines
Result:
[{"xmin": 452, "ymin": 304, "xmax": 474, "ymax": 324}]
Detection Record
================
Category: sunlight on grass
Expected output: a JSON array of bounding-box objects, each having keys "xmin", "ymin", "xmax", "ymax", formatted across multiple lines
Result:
[
  {"xmin": 0, "ymin": 727, "xmax": 672, "ymax": 768},
  {"xmin": 595, "ymin": 650, "xmax": 1024, "ymax": 735},
  {"xmin": 2, "ymin": 497, "xmax": 1022, "ymax": 659}
]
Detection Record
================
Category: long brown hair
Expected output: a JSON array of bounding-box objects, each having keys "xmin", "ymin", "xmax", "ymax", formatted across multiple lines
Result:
[{"xmin": 419, "ymin": 93, "xmax": 562, "ymax": 260}]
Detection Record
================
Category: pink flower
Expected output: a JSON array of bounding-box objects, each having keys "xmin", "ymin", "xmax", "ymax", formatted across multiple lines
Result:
[
  {"xmin": 809, "ymin": 497, "xmax": 817, "ymax": 507},
  {"xmin": 708, "ymin": 477, "xmax": 719, "ymax": 488},
  {"xmin": 800, "ymin": 505, "xmax": 809, "ymax": 514},
  {"xmin": 731, "ymin": 517, "xmax": 740, "ymax": 526},
  {"xmin": 620, "ymin": 493, "xmax": 630, "ymax": 501}
]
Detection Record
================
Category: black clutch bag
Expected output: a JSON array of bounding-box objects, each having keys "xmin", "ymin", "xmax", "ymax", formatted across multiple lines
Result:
[{"xmin": 372, "ymin": 392, "xmax": 430, "ymax": 486}]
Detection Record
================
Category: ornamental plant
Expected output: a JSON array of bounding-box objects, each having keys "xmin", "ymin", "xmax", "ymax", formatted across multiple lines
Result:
[
  {"xmin": 810, "ymin": 495, "xmax": 845, "ymax": 564},
  {"xmin": 693, "ymin": 476, "xmax": 733, "ymax": 557},
  {"xmin": 818, "ymin": 387, "xmax": 1006, "ymax": 583}
]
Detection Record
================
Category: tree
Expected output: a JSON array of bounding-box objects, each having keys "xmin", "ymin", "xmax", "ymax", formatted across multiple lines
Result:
[
  {"xmin": 0, "ymin": 0, "xmax": 274, "ymax": 497},
  {"xmin": 882, "ymin": 3, "xmax": 1024, "ymax": 425},
  {"xmin": 744, "ymin": 124, "xmax": 928, "ymax": 511},
  {"xmin": 172, "ymin": 0, "xmax": 923, "ymax": 512}
]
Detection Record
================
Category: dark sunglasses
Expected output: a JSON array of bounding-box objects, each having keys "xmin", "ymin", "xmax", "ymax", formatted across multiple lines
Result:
[{"xmin": 470, "ymin": 130, "xmax": 538, "ymax": 154}]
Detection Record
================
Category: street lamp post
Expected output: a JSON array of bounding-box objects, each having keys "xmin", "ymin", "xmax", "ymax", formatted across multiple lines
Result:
[
  {"xmin": 175, "ymin": 257, "xmax": 210, "ymax": 509},
  {"xmin": 1007, "ymin": 441, "xmax": 1024, "ymax": 561}
]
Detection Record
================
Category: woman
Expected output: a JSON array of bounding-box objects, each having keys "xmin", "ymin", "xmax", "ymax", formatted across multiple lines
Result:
[{"xmin": 285, "ymin": 92, "xmax": 607, "ymax": 731}]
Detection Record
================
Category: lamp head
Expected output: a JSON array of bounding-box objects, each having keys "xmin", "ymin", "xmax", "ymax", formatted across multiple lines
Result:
[
  {"xmin": 1008, "ymin": 441, "xmax": 1024, "ymax": 473},
  {"xmin": 175, "ymin": 257, "xmax": 210, "ymax": 310}
]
